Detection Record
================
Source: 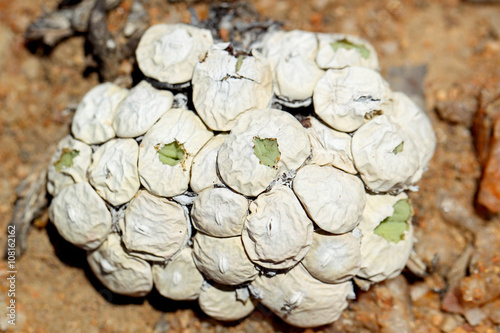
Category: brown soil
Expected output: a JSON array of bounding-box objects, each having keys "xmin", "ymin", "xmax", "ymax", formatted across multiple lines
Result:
[{"xmin": 1, "ymin": 0, "xmax": 500, "ymax": 332}]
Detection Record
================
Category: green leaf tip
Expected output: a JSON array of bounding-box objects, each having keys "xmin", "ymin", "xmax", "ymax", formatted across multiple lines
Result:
[
  {"xmin": 235, "ymin": 55, "xmax": 245, "ymax": 72},
  {"xmin": 53, "ymin": 148, "xmax": 80, "ymax": 172},
  {"xmin": 253, "ymin": 137, "xmax": 281, "ymax": 168},
  {"xmin": 156, "ymin": 140, "xmax": 186, "ymax": 166},
  {"xmin": 393, "ymin": 141, "xmax": 404, "ymax": 155},
  {"xmin": 374, "ymin": 199, "xmax": 413, "ymax": 243},
  {"xmin": 330, "ymin": 39, "xmax": 371, "ymax": 59}
]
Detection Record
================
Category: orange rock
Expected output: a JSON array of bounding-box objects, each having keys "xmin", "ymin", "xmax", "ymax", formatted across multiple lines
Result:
[
  {"xmin": 195, "ymin": 4, "xmax": 209, "ymax": 21},
  {"xmin": 310, "ymin": 13, "xmax": 323, "ymax": 30},
  {"xmin": 458, "ymin": 270, "xmax": 500, "ymax": 307},
  {"xmin": 442, "ymin": 287, "xmax": 465, "ymax": 314},
  {"xmin": 477, "ymin": 114, "xmax": 500, "ymax": 213},
  {"xmin": 219, "ymin": 28, "xmax": 230, "ymax": 42}
]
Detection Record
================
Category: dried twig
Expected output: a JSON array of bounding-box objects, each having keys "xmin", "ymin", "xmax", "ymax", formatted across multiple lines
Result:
[
  {"xmin": 26, "ymin": 0, "xmax": 149, "ymax": 82},
  {"xmin": 5, "ymin": 168, "xmax": 48, "ymax": 258}
]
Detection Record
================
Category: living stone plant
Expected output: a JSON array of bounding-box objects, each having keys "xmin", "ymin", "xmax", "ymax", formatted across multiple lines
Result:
[{"xmin": 47, "ymin": 23, "xmax": 436, "ymax": 328}]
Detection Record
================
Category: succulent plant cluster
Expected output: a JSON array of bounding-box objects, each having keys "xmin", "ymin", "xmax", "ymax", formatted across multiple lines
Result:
[{"xmin": 47, "ymin": 23, "xmax": 436, "ymax": 327}]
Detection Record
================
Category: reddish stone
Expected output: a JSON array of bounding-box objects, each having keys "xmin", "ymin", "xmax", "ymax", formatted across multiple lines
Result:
[
  {"xmin": 442, "ymin": 287, "xmax": 465, "ymax": 314},
  {"xmin": 477, "ymin": 115, "xmax": 500, "ymax": 213}
]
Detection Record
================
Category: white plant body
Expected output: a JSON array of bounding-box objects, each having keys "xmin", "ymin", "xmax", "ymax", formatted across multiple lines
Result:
[
  {"xmin": 189, "ymin": 134, "xmax": 227, "ymax": 193},
  {"xmin": 251, "ymin": 264, "xmax": 355, "ymax": 327},
  {"xmin": 72, "ymin": 82, "xmax": 128, "ymax": 144},
  {"xmin": 193, "ymin": 233, "xmax": 258, "ymax": 285},
  {"xmin": 192, "ymin": 43, "xmax": 273, "ymax": 131},
  {"xmin": 217, "ymin": 108, "xmax": 311, "ymax": 197},
  {"xmin": 47, "ymin": 23, "xmax": 436, "ymax": 328},
  {"xmin": 315, "ymin": 33, "xmax": 380, "ymax": 70},
  {"xmin": 293, "ymin": 164, "xmax": 366, "ymax": 234},
  {"xmin": 49, "ymin": 182, "xmax": 112, "ymax": 250},
  {"xmin": 113, "ymin": 80, "xmax": 174, "ymax": 138},
  {"xmin": 305, "ymin": 116, "xmax": 356, "ymax": 174},
  {"xmin": 301, "ymin": 231, "xmax": 361, "ymax": 284},
  {"xmin": 122, "ymin": 190, "xmax": 191, "ymax": 261},
  {"xmin": 357, "ymin": 192, "xmax": 414, "ymax": 283},
  {"xmin": 352, "ymin": 115, "xmax": 420, "ymax": 192},
  {"xmin": 136, "ymin": 23, "xmax": 214, "ymax": 84},
  {"xmin": 47, "ymin": 135, "xmax": 92, "ymax": 196},
  {"xmin": 198, "ymin": 283, "xmax": 257, "ymax": 321},
  {"xmin": 242, "ymin": 185, "xmax": 313, "ymax": 269},
  {"xmin": 88, "ymin": 138, "xmax": 141, "ymax": 206},
  {"xmin": 191, "ymin": 187, "xmax": 249, "ymax": 237},
  {"xmin": 313, "ymin": 66, "xmax": 391, "ymax": 132},
  {"xmin": 261, "ymin": 30, "xmax": 324, "ymax": 101},
  {"xmin": 87, "ymin": 233, "xmax": 153, "ymax": 297},
  {"xmin": 138, "ymin": 108, "xmax": 213, "ymax": 197},
  {"xmin": 152, "ymin": 247, "xmax": 204, "ymax": 301}
]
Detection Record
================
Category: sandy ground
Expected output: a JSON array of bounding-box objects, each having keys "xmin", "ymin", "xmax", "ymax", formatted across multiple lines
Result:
[{"xmin": 1, "ymin": 0, "xmax": 500, "ymax": 332}]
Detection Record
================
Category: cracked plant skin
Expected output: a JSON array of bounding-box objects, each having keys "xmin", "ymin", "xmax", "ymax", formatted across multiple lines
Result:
[
  {"xmin": 113, "ymin": 80, "xmax": 174, "ymax": 138},
  {"xmin": 71, "ymin": 82, "xmax": 128, "ymax": 145},
  {"xmin": 121, "ymin": 190, "xmax": 190, "ymax": 261},
  {"xmin": 45, "ymin": 22, "xmax": 437, "ymax": 327},
  {"xmin": 313, "ymin": 66, "xmax": 391, "ymax": 132},
  {"xmin": 262, "ymin": 29, "xmax": 324, "ymax": 101},
  {"xmin": 217, "ymin": 108, "xmax": 311, "ymax": 197},
  {"xmin": 192, "ymin": 43, "xmax": 273, "ymax": 131},
  {"xmin": 136, "ymin": 23, "xmax": 214, "ymax": 84}
]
